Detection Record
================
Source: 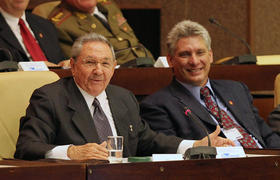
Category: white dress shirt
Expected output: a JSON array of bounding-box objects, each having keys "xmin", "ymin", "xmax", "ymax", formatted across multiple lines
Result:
[{"xmin": 0, "ymin": 8, "xmax": 35, "ymax": 60}]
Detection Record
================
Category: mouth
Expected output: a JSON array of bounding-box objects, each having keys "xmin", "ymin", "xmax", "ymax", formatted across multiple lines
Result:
[{"xmin": 187, "ymin": 67, "xmax": 203, "ymax": 73}]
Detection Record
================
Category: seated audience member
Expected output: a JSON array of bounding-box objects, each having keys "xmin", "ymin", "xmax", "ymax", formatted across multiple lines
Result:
[
  {"xmin": 14, "ymin": 33, "xmax": 234, "ymax": 160},
  {"xmin": 0, "ymin": 0, "xmax": 65, "ymax": 67},
  {"xmin": 140, "ymin": 20, "xmax": 280, "ymax": 149},
  {"xmin": 268, "ymin": 104, "xmax": 280, "ymax": 136},
  {"xmin": 41, "ymin": 0, "xmax": 154, "ymax": 67}
]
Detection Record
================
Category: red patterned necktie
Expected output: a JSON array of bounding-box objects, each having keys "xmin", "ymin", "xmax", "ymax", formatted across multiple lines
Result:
[
  {"xmin": 92, "ymin": 98, "xmax": 113, "ymax": 143},
  {"xmin": 18, "ymin": 18, "xmax": 47, "ymax": 61},
  {"xmin": 200, "ymin": 86, "xmax": 258, "ymax": 148}
]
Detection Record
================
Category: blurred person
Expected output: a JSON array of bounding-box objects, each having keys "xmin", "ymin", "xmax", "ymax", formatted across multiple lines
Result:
[
  {"xmin": 0, "ymin": 0, "xmax": 66, "ymax": 67},
  {"xmin": 41, "ymin": 0, "xmax": 154, "ymax": 68}
]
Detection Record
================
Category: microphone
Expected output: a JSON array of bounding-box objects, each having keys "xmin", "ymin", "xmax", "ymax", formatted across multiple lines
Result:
[
  {"xmin": 179, "ymin": 100, "xmax": 216, "ymax": 160},
  {"xmin": 0, "ymin": 48, "xmax": 18, "ymax": 72},
  {"xmin": 209, "ymin": 17, "xmax": 257, "ymax": 65}
]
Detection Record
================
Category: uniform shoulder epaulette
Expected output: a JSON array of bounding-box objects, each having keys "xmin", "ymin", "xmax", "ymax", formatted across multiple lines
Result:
[{"xmin": 48, "ymin": 7, "xmax": 72, "ymax": 26}]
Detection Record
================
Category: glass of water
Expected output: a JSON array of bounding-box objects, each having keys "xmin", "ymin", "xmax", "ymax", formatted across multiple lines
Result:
[{"xmin": 107, "ymin": 136, "xmax": 123, "ymax": 163}]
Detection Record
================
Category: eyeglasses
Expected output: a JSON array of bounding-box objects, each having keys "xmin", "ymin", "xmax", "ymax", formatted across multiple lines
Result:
[{"xmin": 81, "ymin": 58, "xmax": 114, "ymax": 69}]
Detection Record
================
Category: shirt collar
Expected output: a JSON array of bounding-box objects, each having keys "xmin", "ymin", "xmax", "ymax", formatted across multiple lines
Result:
[
  {"xmin": 75, "ymin": 82, "xmax": 107, "ymax": 108},
  {"xmin": 176, "ymin": 78, "xmax": 215, "ymax": 101},
  {"xmin": 0, "ymin": 7, "xmax": 27, "ymax": 27}
]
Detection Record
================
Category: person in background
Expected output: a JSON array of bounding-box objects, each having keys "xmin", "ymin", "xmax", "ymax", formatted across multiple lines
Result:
[
  {"xmin": 0, "ymin": 0, "xmax": 66, "ymax": 67},
  {"xmin": 268, "ymin": 104, "xmax": 280, "ymax": 136},
  {"xmin": 14, "ymin": 32, "xmax": 234, "ymax": 160},
  {"xmin": 37, "ymin": 0, "xmax": 154, "ymax": 68},
  {"xmin": 140, "ymin": 20, "xmax": 280, "ymax": 149}
]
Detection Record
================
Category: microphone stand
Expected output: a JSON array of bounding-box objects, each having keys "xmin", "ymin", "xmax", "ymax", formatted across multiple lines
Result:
[
  {"xmin": 0, "ymin": 48, "xmax": 18, "ymax": 72},
  {"xmin": 178, "ymin": 101, "xmax": 216, "ymax": 160},
  {"xmin": 209, "ymin": 17, "xmax": 257, "ymax": 65}
]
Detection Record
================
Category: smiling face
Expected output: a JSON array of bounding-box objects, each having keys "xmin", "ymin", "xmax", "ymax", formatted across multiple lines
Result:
[
  {"xmin": 64, "ymin": 0, "xmax": 97, "ymax": 13},
  {"xmin": 0, "ymin": 0, "xmax": 29, "ymax": 17},
  {"xmin": 168, "ymin": 35, "xmax": 213, "ymax": 87},
  {"xmin": 71, "ymin": 41, "xmax": 117, "ymax": 96}
]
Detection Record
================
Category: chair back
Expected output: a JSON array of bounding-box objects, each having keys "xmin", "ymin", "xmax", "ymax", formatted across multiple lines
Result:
[
  {"xmin": 274, "ymin": 73, "xmax": 280, "ymax": 107},
  {"xmin": 0, "ymin": 71, "xmax": 59, "ymax": 159}
]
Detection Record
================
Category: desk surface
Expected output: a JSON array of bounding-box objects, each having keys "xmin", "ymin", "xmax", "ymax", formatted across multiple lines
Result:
[{"xmin": 2, "ymin": 150, "xmax": 280, "ymax": 180}]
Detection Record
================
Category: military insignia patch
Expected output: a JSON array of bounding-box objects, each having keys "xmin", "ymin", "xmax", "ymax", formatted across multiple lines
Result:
[
  {"xmin": 75, "ymin": 12, "xmax": 87, "ymax": 20},
  {"xmin": 51, "ymin": 12, "xmax": 64, "ymax": 22},
  {"xmin": 116, "ymin": 13, "xmax": 126, "ymax": 26}
]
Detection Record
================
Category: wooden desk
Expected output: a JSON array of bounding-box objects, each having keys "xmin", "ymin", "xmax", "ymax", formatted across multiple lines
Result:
[
  {"xmin": 51, "ymin": 65, "xmax": 280, "ymax": 120},
  {"xmin": 2, "ymin": 150, "xmax": 280, "ymax": 179}
]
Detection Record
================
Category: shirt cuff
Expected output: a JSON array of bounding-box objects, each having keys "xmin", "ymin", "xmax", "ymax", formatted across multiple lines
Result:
[
  {"xmin": 45, "ymin": 145, "xmax": 71, "ymax": 160},
  {"xmin": 177, "ymin": 140, "xmax": 196, "ymax": 154}
]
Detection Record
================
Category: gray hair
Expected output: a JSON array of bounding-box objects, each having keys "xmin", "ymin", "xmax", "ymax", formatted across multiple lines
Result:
[
  {"xmin": 166, "ymin": 20, "xmax": 211, "ymax": 56},
  {"xmin": 71, "ymin": 33, "xmax": 115, "ymax": 60}
]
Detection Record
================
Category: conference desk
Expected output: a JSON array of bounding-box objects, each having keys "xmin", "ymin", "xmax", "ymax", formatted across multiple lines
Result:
[
  {"xmin": 51, "ymin": 64, "xmax": 280, "ymax": 120},
  {"xmin": 1, "ymin": 149, "xmax": 280, "ymax": 179}
]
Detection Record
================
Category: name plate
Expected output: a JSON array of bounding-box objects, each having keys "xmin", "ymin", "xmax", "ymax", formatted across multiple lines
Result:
[
  {"xmin": 18, "ymin": 61, "xmax": 49, "ymax": 71},
  {"xmin": 216, "ymin": 146, "xmax": 246, "ymax": 159}
]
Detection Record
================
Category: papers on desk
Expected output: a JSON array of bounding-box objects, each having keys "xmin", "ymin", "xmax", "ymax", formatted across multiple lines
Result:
[
  {"xmin": 152, "ymin": 147, "xmax": 246, "ymax": 162},
  {"xmin": 152, "ymin": 154, "xmax": 183, "ymax": 162}
]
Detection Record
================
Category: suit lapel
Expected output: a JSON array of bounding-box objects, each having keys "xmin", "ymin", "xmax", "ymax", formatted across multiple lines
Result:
[
  {"xmin": 106, "ymin": 85, "xmax": 131, "ymax": 156},
  {"xmin": 210, "ymin": 81, "xmax": 265, "ymax": 145},
  {"xmin": 66, "ymin": 78, "xmax": 99, "ymax": 143},
  {"xmin": 170, "ymin": 79, "xmax": 217, "ymax": 127},
  {"xmin": 0, "ymin": 13, "xmax": 26, "ymax": 57}
]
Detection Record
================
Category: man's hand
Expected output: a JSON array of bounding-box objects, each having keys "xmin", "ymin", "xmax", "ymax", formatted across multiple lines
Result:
[
  {"xmin": 193, "ymin": 126, "xmax": 235, "ymax": 147},
  {"xmin": 44, "ymin": 61, "xmax": 60, "ymax": 67},
  {"xmin": 67, "ymin": 142, "xmax": 108, "ymax": 160},
  {"xmin": 58, "ymin": 59, "xmax": 71, "ymax": 68}
]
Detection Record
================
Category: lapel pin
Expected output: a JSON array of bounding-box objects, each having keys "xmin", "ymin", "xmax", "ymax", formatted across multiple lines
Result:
[
  {"xmin": 39, "ymin": 33, "xmax": 43, "ymax": 38},
  {"xmin": 129, "ymin": 125, "xmax": 133, "ymax": 132},
  {"xmin": 229, "ymin": 100, "xmax": 234, "ymax": 105}
]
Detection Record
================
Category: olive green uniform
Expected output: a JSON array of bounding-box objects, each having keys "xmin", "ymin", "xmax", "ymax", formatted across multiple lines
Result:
[{"xmin": 48, "ymin": 0, "xmax": 154, "ymax": 66}]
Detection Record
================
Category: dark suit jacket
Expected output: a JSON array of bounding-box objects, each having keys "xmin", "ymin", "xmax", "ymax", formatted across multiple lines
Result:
[
  {"xmin": 14, "ymin": 77, "xmax": 182, "ymax": 160},
  {"xmin": 140, "ymin": 78, "xmax": 280, "ymax": 149},
  {"xmin": 0, "ymin": 12, "xmax": 64, "ymax": 63}
]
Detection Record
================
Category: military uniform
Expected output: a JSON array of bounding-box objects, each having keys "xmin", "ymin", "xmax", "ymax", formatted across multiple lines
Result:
[{"xmin": 48, "ymin": 0, "xmax": 154, "ymax": 66}]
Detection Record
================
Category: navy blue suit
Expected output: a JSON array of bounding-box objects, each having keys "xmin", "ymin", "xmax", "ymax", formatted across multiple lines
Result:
[
  {"xmin": 140, "ymin": 78, "xmax": 280, "ymax": 149},
  {"xmin": 0, "ymin": 12, "xmax": 64, "ymax": 63}
]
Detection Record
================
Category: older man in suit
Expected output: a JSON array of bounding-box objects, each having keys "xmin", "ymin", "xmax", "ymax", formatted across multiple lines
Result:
[
  {"xmin": 0, "ymin": 0, "xmax": 65, "ymax": 66},
  {"xmin": 14, "ymin": 33, "xmax": 234, "ymax": 160},
  {"xmin": 140, "ymin": 20, "xmax": 280, "ymax": 149}
]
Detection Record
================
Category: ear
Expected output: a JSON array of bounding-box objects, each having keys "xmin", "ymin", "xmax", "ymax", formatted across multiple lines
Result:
[
  {"xmin": 70, "ymin": 58, "xmax": 76, "ymax": 75},
  {"xmin": 167, "ymin": 54, "xmax": 174, "ymax": 67},
  {"xmin": 209, "ymin": 50, "xmax": 214, "ymax": 64}
]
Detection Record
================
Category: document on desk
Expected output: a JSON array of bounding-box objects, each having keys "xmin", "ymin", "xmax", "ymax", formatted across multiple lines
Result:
[{"xmin": 152, "ymin": 154, "xmax": 183, "ymax": 161}]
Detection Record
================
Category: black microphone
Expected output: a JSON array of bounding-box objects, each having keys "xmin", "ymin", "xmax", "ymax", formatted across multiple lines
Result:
[
  {"xmin": 179, "ymin": 100, "xmax": 216, "ymax": 160},
  {"xmin": 209, "ymin": 17, "xmax": 257, "ymax": 64},
  {"xmin": 0, "ymin": 48, "xmax": 18, "ymax": 72}
]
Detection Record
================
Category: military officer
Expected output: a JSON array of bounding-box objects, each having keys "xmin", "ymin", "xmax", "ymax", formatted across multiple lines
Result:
[{"xmin": 47, "ymin": 0, "xmax": 154, "ymax": 67}]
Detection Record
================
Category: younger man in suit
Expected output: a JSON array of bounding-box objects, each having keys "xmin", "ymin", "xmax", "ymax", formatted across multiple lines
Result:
[
  {"xmin": 0, "ymin": 0, "xmax": 65, "ymax": 66},
  {"xmin": 140, "ymin": 20, "xmax": 280, "ymax": 149},
  {"xmin": 14, "ymin": 32, "xmax": 234, "ymax": 160}
]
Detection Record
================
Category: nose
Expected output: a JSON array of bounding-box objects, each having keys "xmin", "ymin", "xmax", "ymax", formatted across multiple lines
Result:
[
  {"xmin": 92, "ymin": 62, "xmax": 103, "ymax": 74},
  {"xmin": 188, "ymin": 54, "xmax": 199, "ymax": 66}
]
